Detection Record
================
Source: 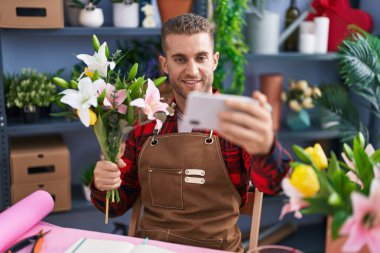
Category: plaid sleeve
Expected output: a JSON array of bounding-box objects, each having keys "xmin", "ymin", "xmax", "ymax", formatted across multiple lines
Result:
[
  {"xmin": 243, "ymin": 137, "xmax": 292, "ymax": 195},
  {"xmin": 90, "ymin": 130, "xmax": 141, "ymax": 218}
]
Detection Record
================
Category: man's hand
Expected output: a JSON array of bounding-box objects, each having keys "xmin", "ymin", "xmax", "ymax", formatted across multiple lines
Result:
[
  {"xmin": 218, "ymin": 91, "xmax": 274, "ymax": 155},
  {"xmin": 94, "ymin": 144, "xmax": 126, "ymax": 192}
]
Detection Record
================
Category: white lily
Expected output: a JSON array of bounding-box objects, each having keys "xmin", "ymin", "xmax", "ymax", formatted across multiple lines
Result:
[
  {"xmin": 77, "ymin": 42, "xmax": 116, "ymax": 78},
  {"xmin": 60, "ymin": 77, "xmax": 104, "ymax": 127}
]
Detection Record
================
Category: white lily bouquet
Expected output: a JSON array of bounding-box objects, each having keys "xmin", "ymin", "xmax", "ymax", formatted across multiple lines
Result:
[{"xmin": 53, "ymin": 35, "xmax": 169, "ymax": 223}]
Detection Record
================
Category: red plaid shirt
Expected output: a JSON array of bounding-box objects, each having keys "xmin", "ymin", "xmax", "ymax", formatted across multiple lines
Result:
[{"xmin": 91, "ymin": 114, "xmax": 291, "ymax": 217}]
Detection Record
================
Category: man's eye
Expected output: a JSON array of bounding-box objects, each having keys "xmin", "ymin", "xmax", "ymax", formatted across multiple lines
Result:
[
  {"xmin": 197, "ymin": 56, "xmax": 207, "ymax": 62},
  {"xmin": 175, "ymin": 58, "xmax": 185, "ymax": 63}
]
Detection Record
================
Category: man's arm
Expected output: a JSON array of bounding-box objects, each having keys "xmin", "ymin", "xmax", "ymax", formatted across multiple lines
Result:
[
  {"xmin": 90, "ymin": 131, "xmax": 141, "ymax": 217},
  {"xmin": 218, "ymin": 91, "xmax": 292, "ymax": 194}
]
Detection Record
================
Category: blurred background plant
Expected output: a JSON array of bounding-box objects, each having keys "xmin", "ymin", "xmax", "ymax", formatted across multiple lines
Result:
[
  {"xmin": 317, "ymin": 27, "xmax": 380, "ymax": 145},
  {"xmin": 282, "ymin": 80, "xmax": 322, "ymax": 112},
  {"xmin": 4, "ymin": 68, "xmax": 59, "ymax": 112},
  {"xmin": 81, "ymin": 162, "xmax": 96, "ymax": 201}
]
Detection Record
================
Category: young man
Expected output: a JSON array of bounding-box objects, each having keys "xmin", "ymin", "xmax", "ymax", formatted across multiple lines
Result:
[{"xmin": 91, "ymin": 14, "xmax": 291, "ymax": 253}]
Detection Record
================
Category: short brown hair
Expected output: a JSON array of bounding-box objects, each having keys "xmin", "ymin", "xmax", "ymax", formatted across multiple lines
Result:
[{"xmin": 161, "ymin": 13, "xmax": 215, "ymax": 54}]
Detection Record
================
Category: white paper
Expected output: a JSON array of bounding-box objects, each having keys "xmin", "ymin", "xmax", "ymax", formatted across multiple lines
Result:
[{"xmin": 65, "ymin": 238, "xmax": 177, "ymax": 253}]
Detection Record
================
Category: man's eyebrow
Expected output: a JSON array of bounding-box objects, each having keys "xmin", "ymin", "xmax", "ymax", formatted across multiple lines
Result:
[{"xmin": 171, "ymin": 53, "xmax": 186, "ymax": 58}]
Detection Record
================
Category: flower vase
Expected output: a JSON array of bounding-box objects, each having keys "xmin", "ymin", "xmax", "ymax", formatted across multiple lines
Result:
[
  {"xmin": 286, "ymin": 109, "xmax": 310, "ymax": 131},
  {"xmin": 113, "ymin": 2, "xmax": 139, "ymax": 28},
  {"xmin": 22, "ymin": 105, "xmax": 40, "ymax": 124},
  {"xmin": 325, "ymin": 217, "xmax": 369, "ymax": 253},
  {"xmin": 79, "ymin": 5, "xmax": 104, "ymax": 28}
]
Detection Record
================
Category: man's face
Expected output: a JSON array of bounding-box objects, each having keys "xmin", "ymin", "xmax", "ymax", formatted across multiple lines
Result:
[{"xmin": 159, "ymin": 33, "xmax": 219, "ymax": 101}]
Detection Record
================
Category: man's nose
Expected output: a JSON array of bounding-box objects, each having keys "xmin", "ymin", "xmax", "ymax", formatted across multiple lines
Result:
[{"xmin": 185, "ymin": 60, "xmax": 199, "ymax": 76}]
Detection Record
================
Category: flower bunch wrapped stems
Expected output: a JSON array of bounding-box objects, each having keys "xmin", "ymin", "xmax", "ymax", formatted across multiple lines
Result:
[
  {"xmin": 281, "ymin": 133, "xmax": 380, "ymax": 252},
  {"xmin": 52, "ymin": 35, "xmax": 169, "ymax": 223}
]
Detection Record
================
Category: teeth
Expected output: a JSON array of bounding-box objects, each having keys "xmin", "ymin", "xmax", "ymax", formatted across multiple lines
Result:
[{"xmin": 184, "ymin": 81, "xmax": 198, "ymax": 84}]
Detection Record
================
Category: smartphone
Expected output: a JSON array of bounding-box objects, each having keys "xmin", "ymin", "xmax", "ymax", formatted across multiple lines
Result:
[{"xmin": 184, "ymin": 91, "xmax": 271, "ymax": 131}]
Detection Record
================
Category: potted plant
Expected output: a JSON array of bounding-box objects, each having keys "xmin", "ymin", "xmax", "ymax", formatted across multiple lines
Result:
[
  {"xmin": 157, "ymin": 0, "xmax": 193, "ymax": 24},
  {"xmin": 71, "ymin": 0, "xmax": 104, "ymax": 27},
  {"xmin": 5, "ymin": 68, "xmax": 57, "ymax": 123},
  {"xmin": 82, "ymin": 162, "xmax": 96, "ymax": 201},
  {"xmin": 213, "ymin": 0, "xmax": 249, "ymax": 95},
  {"xmin": 111, "ymin": 0, "xmax": 139, "ymax": 28},
  {"xmin": 281, "ymin": 79, "xmax": 322, "ymax": 130}
]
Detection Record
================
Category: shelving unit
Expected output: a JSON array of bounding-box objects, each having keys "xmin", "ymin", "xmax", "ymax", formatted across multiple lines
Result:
[{"xmin": 0, "ymin": 26, "xmax": 341, "ymax": 214}]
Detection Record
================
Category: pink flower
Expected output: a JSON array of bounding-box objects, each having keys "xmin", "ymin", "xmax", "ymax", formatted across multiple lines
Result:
[
  {"xmin": 130, "ymin": 79, "xmax": 169, "ymax": 130},
  {"xmin": 340, "ymin": 179, "xmax": 380, "ymax": 253},
  {"xmin": 97, "ymin": 82, "xmax": 127, "ymax": 114},
  {"xmin": 280, "ymin": 178, "xmax": 309, "ymax": 219}
]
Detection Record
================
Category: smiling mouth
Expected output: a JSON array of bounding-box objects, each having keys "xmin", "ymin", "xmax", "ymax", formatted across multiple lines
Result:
[{"xmin": 183, "ymin": 80, "xmax": 200, "ymax": 88}]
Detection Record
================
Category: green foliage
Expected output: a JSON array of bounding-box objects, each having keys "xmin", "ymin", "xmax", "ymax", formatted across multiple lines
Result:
[
  {"xmin": 213, "ymin": 0, "xmax": 249, "ymax": 95},
  {"xmin": 4, "ymin": 68, "xmax": 58, "ymax": 109},
  {"xmin": 317, "ymin": 84, "xmax": 369, "ymax": 143},
  {"xmin": 82, "ymin": 162, "xmax": 96, "ymax": 186},
  {"xmin": 111, "ymin": 0, "xmax": 139, "ymax": 3}
]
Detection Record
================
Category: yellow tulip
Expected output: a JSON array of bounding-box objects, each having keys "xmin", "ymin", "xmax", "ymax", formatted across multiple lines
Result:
[
  {"xmin": 89, "ymin": 109, "xmax": 97, "ymax": 125},
  {"xmin": 84, "ymin": 67, "xmax": 94, "ymax": 78},
  {"xmin": 304, "ymin": 143, "xmax": 328, "ymax": 170},
  {"xmin": 289, "ymin": 164, "xmax": 320, "ymax": 197}
]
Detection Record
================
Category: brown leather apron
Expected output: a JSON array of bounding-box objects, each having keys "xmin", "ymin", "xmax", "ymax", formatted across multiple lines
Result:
[{"xmin": 137, "ymin": 131, "xmax": 243, "ymax": 252}]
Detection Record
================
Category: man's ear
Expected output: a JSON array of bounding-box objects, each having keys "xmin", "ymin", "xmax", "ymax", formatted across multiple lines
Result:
[
  {"xmin": 213, "ymin": 52, "xmax": 219, "ymax": 71},
  {"xmin": 159, "ymin": 55, "xmax": 168, "ymax": 74}
]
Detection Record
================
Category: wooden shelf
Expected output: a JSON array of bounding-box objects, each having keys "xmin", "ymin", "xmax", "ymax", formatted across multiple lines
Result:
[{"xmin": 246, "ymin": 52, "xmax": 338, "ymax": 61}]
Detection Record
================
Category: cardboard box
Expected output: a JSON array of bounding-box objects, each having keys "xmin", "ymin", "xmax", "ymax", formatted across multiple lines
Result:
[
  {"xmin": 10, "ymin": 135, "xmax": 70, "ymax": 184},
  {"xmin": 0, "ymin": 0, "xmax": 64, "ymax": 29},
  {"xmin": 12, "ymin": 180, "xmax": 71, "ymax": 212}
]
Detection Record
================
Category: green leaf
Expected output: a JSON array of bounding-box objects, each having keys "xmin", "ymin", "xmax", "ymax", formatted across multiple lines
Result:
[
  {"xmin": 97, "ymin": 89, "xmax": 106, "ymax": 105},
  {"xmin": 153, "ymin": 76, "xmax": 167, "ymax": 87},
  {"xmin": 353, "ymin": 136, "xmax": 374, "ymax": 194},
  {"xmin": 115, "ymin": 189, "xmax": 120, "ymax": 203},
  {"xmin": 343, "ymin": 143, "xmax": 354, "ymax": 161},
  {"xmin": 327, "ymin": 152, "xmax": 340, "ymax": 179},
  {"xmin": 131, "ymin": 77, "xmax": 145, "ymax": 99},
  {"xmin": 302, "ymin": 196, "xmax": 333, "ymax": 215},
  {"xmin": 127, "ymin": 63, "xmax": 138, "ymax": 82},
  {"xmin": 331, "ymin": 211, "xmax": 350, "ymax": 239},
  {"xmin": 292, "ymin": 145, "xmax": 312, "ymax": 164},
  {"xmin": 371, "ymin": 150, "xmax": 380, "ymax": 163},
  {"xmin": 105, "ymin": 44, "xmax": 110, "ymax": 58},
  {"xmin": 92, "ymin": 70, "xmax": 100, "ymax": 81},
  {"xmin": 92, "ymin": 34, "xmax": 101, "ymax": 52},
  {"xmin": 92, "ymin": 116, "xmax": 111, "ymax": 161}
]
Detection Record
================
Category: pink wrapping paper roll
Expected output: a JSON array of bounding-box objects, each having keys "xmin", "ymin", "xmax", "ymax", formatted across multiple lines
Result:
[{"xmin": 0, "ymin": 190, "xmax": 54, "ymax": 251}]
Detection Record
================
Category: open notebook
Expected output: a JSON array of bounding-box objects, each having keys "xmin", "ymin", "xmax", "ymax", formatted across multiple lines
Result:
[{"xmin": 65, "ymin": 238, "xmax": 177, "ymax": 253}]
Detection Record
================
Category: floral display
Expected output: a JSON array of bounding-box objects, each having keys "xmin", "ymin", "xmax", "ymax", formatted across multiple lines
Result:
[
  {"xmin": 53, "ymin": 35, "xmax": 169, "ymax": 223},
  {"xmin": 281, "ymin": 80, "xmax": 322, "ymax": 112},
  {"xmin": 280, "ymin": 133, "xmax": 380, "ymax": 252}
]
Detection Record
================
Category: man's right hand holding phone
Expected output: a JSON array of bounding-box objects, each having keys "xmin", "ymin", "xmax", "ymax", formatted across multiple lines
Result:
[{"xmin": 218, "ymin": 91, "xmax": 274, "ymax": 155}]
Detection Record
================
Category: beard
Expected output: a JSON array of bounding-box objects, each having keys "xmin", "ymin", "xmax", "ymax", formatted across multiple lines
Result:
[{"xmin": 169, "ymin": 76, "xmax": 213, "ymax": 100}]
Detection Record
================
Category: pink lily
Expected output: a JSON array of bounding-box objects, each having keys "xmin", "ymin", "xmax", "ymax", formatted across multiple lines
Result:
[
  {"xmin": 340, "ymin": 179, "xmax": 380, "ymax": 253},
  {"xmin": 130, "ymin": 79, "xmax": 169, "ymax": 131},
  {"xmin": 98, "ymin": 82, "xmax": 127, "ymax": 114},
  {"xmin": 280, "ymin": 178, "xmax": 309, "ymax": 219}
]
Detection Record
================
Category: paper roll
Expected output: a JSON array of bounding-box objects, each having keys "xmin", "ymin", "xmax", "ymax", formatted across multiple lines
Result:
[
  {"xmin": 314, "ymin": 17, "xmax": 330, "ymax": 53},
  {"xmin": 299, "ymin": 33, "xmax": 315, "ymax": 54},
  {"xmin": 0, "ymin": 190, "xmax": 54, "ymax": 251}
]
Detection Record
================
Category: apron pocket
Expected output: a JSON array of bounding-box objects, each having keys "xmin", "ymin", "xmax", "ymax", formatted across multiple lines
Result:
[
  {"xmin": 148, "ymin": 168, "xmax": 183, "ymax": 209},
  {"xmin": 166, "ymin": 231, "xmax": 223, "ymax": 250}
]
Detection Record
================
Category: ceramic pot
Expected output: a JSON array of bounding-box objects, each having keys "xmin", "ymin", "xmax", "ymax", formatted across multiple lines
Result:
[
  {"xmin": 79, "ymin": 5, "xmax": 104, "ymax": 28},
  {"xmin": 113, "ymin": 2, "xmax": 139, "ymax": 28},
  {"xmin": 286, "ymin": 109, "xmax": 310, "ymax": 131},
  {"xmin": 325, "ymin": 217, "xmax": 369, "ymax": 253},
  {"xmin": 157, "ymin": 0, "xmax": 193, "ymax": 24},
  {"xmin": 22, "ymin": 105, "xmax": 40, "ymax": 124},
  {"xmin": 260, "ymin": 73, "xmax": 283, "ymax": 131}
]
